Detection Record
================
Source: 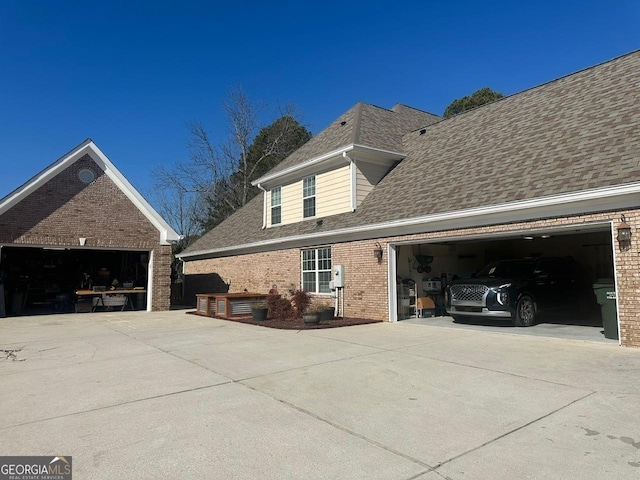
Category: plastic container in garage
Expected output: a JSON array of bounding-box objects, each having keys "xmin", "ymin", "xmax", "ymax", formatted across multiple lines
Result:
[
  {"xmin": 593, "ymin": 280, "xmax": 618, "ymax": 340},
  {"xmin": 422, "ymin": 278, "xmax": 442, "ymax": 292}
]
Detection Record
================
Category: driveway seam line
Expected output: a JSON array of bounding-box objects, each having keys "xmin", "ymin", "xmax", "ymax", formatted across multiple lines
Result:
[
  {"xmin": 234, "ymin": 349, "xmax": 387, "ymax": 382},
  {"xmin": 295, "ymin": 332, "xmax": 461, "ymax": 351},
  {"xmin": 97, "ymin": 321, "xmax": 241, "ymax": 382},
  {"xmin": 400, "ymin": 350, "xmax": 598, "ymax": 392},
  {"xmin": 241, "ymin": 382, "xmax": 437, "ymax": 472},
  {"xmin": 0, "ymin": 382, "xmax": 232, "ymax": 432},
  {"xmin": 433, "ymin": 391, "xmax": 596, "ymax": 470}
]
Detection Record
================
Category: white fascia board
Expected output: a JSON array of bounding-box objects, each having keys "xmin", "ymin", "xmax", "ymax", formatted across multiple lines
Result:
[
  {"xmin": 0, "ymin": 140, "xmax": 180, "ymax": 245},
  {"xmin": 252, "ymin": 146, "xmax": 355, "ymax": 186},
  {"xmin": 88, "ymin": 143, "xmax": 180, "ymax": 244},
  {"xmin": 177, "ymin": 182, "xmax": 640, "ymax": 260},
  {"xmin": 252, "ymin": 144, "xmax": 406, "ymax": 187},
  {"xmin": 0, "ymin": 139, "xmax": 94, "ymax": 216}
]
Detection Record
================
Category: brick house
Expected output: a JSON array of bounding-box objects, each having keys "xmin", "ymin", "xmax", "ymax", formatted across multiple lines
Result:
[
  {"xmin": 179, "ymin": 50, "xmax": 640, "ymax": 347},
  {"xmin": 0, "ymin": 139, "xmax": 179, "ymax": 314}
]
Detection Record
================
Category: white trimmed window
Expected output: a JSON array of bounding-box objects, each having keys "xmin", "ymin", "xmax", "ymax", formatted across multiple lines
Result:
[
  {"xmin": 303, "ymin": 176, "xmax": 316, "ymax": 218},
  {"xmin": 302, "ymin": 247, "xmax": 332, "ymax": 293},
  {"xmin": 271, "ymin": 186, "xmax": 282, "ymax": 225}
]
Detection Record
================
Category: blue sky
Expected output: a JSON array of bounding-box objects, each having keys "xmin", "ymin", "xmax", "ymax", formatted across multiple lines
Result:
[{"xmin": 1, "ymin": 1, "xmax": 639, "ymax": 206}]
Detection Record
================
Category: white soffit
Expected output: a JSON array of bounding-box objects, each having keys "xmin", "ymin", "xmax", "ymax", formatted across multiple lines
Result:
[{"xmin": 252, "ymin": 144, "xmax": 405, "ymax": 188}]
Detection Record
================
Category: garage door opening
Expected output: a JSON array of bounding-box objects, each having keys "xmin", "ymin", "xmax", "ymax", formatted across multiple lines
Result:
[
  {"xmin": 0, "ymin": 246, "xmax": 150, "ymax": 315},
  {"xmin": 391, "ymin": 225, "xmax": 615, "ymax": 340}
]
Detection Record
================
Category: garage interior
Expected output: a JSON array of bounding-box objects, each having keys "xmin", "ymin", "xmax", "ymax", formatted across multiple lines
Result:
[
  {"xmin": 0, "ymin": 246, "xmax": 150, "ymax": 315},
  {"xmin": 395, "ymin": 226, "xmax": 614, "ymax": 337}
]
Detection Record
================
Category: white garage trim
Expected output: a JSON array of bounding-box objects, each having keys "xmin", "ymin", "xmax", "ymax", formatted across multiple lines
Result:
[
  {"xmin": 609, "ymin": 221, "xmax": 623, "ymax": 346},
  {"xmin": 387, "ymin": 220, "xmax": 615, "ymax": 325},
  {"xmin": 147, "ymin": 250, "xmax": 154, "ymax": 312}
]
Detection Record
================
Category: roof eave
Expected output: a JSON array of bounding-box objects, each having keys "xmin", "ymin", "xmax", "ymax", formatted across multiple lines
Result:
[
  {"xmin": 177, "ymin": 182, "xmax": 640, "ymax": 260},
  {"xmin": 0, "ymin": 140, "xmax": 180, "ymax": 245},
  {"xmin": 252, "ymin": 144, "xmax": 405, "ymax": 187}
]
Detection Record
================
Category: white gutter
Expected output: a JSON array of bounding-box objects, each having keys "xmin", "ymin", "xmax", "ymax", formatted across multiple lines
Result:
[
  {"xmin": 342, "ymin": 152, "xmax": 357, "ymax": 212},
  {"xmin": 178, "ymin": 182, "xmax": 640, "ymax": 260},
  {"xmin": 256, "ymin": 183, "xmax": 267, "ymax": 229}
]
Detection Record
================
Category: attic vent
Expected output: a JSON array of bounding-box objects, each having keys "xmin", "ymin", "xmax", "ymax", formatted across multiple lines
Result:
[
  {"xmin": 340, "ymin": 121, "xmax": 347, "ymax": 126},
  {"xmin": 419, "ymin": 129, "xmax": 426, "ymax": 135},
  {"xmin": 78, "ymin": 168, "xmax": 96, "ymax": 184}
]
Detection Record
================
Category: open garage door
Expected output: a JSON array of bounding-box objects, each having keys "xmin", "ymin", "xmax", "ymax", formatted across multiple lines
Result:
[
  {"xmin": 0, "ymin": 246, "xmax": 150, "ymax": 315},
  {"xmin": 390, "ymin": 223, "xmax": 615, "ymax": 340}
]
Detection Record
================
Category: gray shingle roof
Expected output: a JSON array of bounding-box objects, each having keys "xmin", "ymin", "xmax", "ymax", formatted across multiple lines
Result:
[
  {"xmin": 357, "ymin": 50, "xmax": 640, "ymax": 224},
  {"xmin": 184, "ymin": 50, "xmax": 640, "ymax": 257},
  {"xmin": 264, "ymin": 103, "xmax": 439, "ymax": 177}
]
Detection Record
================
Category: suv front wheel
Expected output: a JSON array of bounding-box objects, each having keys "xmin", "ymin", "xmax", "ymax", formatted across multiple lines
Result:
[{"xmin": 514, "ymin": 295, "xmax": 536, "ymax": 327}]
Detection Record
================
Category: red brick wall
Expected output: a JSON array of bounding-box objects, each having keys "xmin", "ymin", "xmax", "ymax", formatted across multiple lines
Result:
[
  {"xmin": 185, "ymin": 249, "xmax": 301, "ymax": 301},
  {"xmin": 0, "ymin": 155, "xmax": 172, "ymax": 311},
  {"xmin": 185, "ymin": 208, "xmax": 640, "ymax": 347}
]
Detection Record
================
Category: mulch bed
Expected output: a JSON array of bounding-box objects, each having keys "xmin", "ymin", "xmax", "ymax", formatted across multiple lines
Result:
[{"xmin": 187, "ymin": 311, "xmax": 381, "ymax": 330}]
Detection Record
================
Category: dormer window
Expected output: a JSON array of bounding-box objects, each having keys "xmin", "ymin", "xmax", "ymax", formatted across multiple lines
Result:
[
  {"xmin": 271, "ymin": 186, "xmax": 282, "ymax": 225},
  {"xmin": 303, "ymin": 176, "xmax": 316, "ymax": 218}
]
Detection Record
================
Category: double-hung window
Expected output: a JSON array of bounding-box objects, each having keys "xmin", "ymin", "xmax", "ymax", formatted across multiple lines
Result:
[
  {"xmin": 302, "ymin": 247, "xmax": 332, "ymax": 293},
  {"xmin": 303, "ymin": 176, "xmax": 316, "ymax": 218},
  {"xmin": 271, "ymin": 187, "xmax": 282, "ymax": 225}
]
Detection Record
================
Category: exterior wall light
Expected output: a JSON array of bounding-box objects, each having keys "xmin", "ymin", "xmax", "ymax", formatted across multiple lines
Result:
[
  {"xmin": 373, "ymin": 242, "xmax": 383, "ymax": 262},
  {"xmin": 617, "ymin": 214, "xmax": 632, "ymax": 251}
]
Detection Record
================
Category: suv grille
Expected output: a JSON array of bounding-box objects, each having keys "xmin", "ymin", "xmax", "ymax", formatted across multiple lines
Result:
[{"xmin": 450, "ymin": 285, "xmax": 488, "ymax": 302}]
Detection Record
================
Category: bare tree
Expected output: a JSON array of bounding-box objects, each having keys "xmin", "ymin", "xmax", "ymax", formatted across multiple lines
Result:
[
  {"xmin": 148, "ymin": 167, "xmax": 202, "ymax": 252},
  {"xmin": 152, "ymin": 85, "xmax": 311, "ymax": 233}
]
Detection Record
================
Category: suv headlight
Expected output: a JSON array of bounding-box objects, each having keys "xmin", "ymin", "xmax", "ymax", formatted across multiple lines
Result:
[
  {"xmin": 497, "ymin": 291, "xmax": 508, "ymax": 305},
  {"xmin": 496, "ymin": 283, "xmax": 511, "ymax": 306}
]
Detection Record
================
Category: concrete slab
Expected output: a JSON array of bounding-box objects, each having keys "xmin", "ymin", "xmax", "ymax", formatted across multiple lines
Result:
[
  {"xmin": 399, "ymin": 327, "xmax": 640, "ymax": 393},
  {"xmin": 1, "ymin": 351, "xmax": 230, "ymax": 429},
  {"xmin": 404, "ymin": 315, "xmax": 609, "ymax": 343},
  {"xmin": 99, "ymin": 310, "xmax": 222, "ymax": 335},
  {"xmin": 412, "ymin": 472, "xmax": 446, "ymax": 480},
  {"xmin": 0, "ymin": 314, "xmax": 117, "ymax": 344},
  {"xmin": 0, "ymin": 330, "xmax": 160, "ymax": 375},
  {"xmin": 436, "ymin": 392, "xmax": 640, "ymax": 480},
  {"xmin": 0, "ymin": 383, "xmax": 427, "ymax": 480},
  {"xmin": 168, "ymin": 330, "xmax": 382, "ymax": 380},
  {"xmin": 244, "ymin": 349, "xmax": 591, "ymax": 466},
  {"xmin": 2, "ymin": 312, "xmax": 640, "ymax": 479},
  {"xmin": 301, "ymin": 321, "xmax": 474, "ymax": 350},
  {"xmin": 129, "ymin": 323, "xmax": 281, "ymax": 351}
]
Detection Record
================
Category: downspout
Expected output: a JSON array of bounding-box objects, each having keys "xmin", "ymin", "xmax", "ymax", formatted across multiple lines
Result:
[
  {"xmin": 257, "ymin": 184, "xmax": 267, "ymax": 229},
  {"xmin": 342, "ymin": 152, "xmax": 357, "ymax": 212}
]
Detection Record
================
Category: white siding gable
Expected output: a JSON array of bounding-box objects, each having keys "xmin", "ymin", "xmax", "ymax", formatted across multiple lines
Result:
[{"xmin": 267, "ymin": 165, "xmax": 351, "ymax": 227}]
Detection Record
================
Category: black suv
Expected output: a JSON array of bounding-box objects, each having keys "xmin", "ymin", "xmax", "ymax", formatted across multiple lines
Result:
[{"xmin": 445, "ymin": 257, "xmax": 593, "ymax": 327}]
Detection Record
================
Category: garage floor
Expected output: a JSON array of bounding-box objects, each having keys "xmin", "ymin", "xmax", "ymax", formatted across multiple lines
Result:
[{"xmin": 403, "ymin": 314, "xmax": 611, "ymax": 343}]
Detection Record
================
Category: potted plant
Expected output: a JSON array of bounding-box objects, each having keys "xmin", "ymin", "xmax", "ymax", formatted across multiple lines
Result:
[
  {"xmin": 301, "ymin": 304, "xmax": 322, "ymax": 325},
  {"xmin": 316, "ymin": 301, "xmax": 335, "ymax": 321},
  {"xmin": 251, "ymin": 300, "xmax": 269, "ymax": 321}
]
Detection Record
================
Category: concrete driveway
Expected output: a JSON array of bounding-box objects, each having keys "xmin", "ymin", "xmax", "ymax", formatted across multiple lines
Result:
[{"xmin": 1, "ymin": 311, "xmax": 639, "ymax": 479}]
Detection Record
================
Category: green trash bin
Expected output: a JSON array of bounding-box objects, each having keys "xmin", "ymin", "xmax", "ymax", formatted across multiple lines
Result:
[{"xmin": 593, "ymin": 281, "xmax": 618, "ymax": 340}]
